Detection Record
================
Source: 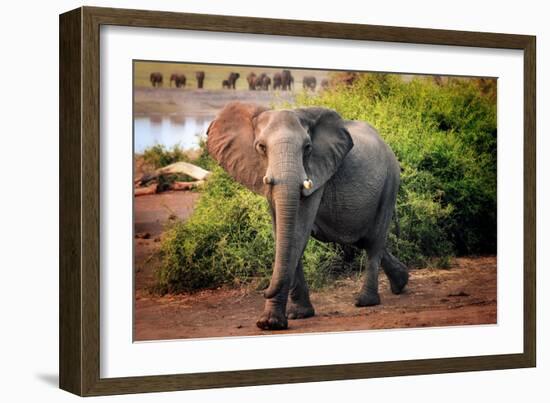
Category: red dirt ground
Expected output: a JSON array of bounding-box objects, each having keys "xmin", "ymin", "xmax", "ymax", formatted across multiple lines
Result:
[{"xmin": 133, "ymin": 191, "xmax": 497, "ymax": 341}]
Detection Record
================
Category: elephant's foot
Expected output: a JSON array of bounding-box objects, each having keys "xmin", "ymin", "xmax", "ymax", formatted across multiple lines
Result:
[
  {"xmin": 256, "ymin": 309, "xmax": 288, "ymax": 330},
  {"xmin": 382, "ymin": 252, "xmax": 409, "ymax": 294},
  {"xmin": 388, "ymin": 269, "xmax": 409, "ymax": 295},
  {"xmin": 287, "ymin": 300, "xmax": 315, "ymax": 320},
  {"xmin": 355, "ymin": 291, "xmax": 381, "ymax": 307}
]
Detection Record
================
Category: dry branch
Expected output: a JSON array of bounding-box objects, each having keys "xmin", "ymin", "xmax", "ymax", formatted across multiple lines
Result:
[{"xmin": 134, "ymin": 183, "xmax": 158, "ymax": 196}]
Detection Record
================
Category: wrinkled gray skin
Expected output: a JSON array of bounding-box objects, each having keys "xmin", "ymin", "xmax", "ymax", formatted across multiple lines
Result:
[{"xmin": 207, "ymin": 102, "xmax": 409, "ymax": 330}]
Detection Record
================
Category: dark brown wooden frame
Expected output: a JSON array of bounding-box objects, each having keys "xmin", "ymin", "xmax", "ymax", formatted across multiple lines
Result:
[{"xmin": 59, "ymin": 6, "xmax": 536, "ymax": 396}]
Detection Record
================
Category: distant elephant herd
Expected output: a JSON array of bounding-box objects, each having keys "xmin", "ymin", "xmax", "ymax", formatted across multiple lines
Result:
[
  {"xmin": 149, "ymin": 69, "xmax": 330, "ymax": 91},
  {"xmin": 149, "ymin": 71, "xmax": 206, "ymax": 89}
]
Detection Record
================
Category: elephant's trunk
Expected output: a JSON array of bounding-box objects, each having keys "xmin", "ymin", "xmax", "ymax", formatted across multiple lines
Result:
[
  {"xmin": 263, "ymin": 144, "xmax": 305, "ymax": 299},
  {"xmin": 263, "ymin": 183, "xmax": 300, "ymax": 299}
]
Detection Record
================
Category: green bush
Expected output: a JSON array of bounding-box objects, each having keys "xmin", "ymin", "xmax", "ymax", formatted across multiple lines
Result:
[
  {"xmin": 157, "ymin": 166, "xmax": 339, "ymax": 293},
  {"xmin": 142, "ymin": 144, "xmax": 189, "ymax": 168},
  {"xmin": 157, "ymin": 166, "xmax": 272, "ymax": 292},
  {"xmin": 156, "ymin": 73, "xmax": 496, "ymax": 292},
  {"xmin": 142, "ymin": 140, "xmax": 215, "ymax": 171}
]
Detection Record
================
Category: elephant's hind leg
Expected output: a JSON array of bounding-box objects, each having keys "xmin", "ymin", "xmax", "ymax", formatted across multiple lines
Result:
[
  {"xmin": 287, "ymin": 261, "xmax": 315, "ymax": 320},
  {"xmin": 381, "ymin": 249, "xmax": 409, "ymax": 294},
  {"xmin": 355, "ymin": 245, "xmax": 382, "ymax": 307}
]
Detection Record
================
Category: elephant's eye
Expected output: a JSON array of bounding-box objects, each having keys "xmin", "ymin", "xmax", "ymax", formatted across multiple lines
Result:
[
  {"xmin": 256, "ymin": 142, "xmax": 267, "ymax": 155},
  {"xmin": 304, "ymin": 143, "xmax": 313, "ymax": 156}
]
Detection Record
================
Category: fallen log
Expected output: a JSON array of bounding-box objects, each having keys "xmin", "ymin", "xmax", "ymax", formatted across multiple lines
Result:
[
  {"xmin": 134, "ymin": 183, "xmax": 158, "ymax": 196},
  {"xmin": 134, "ymin": 180, "xmax": 205, "ymax": 196},
  {"xmin": 135, "ymin": 161, "xmax": 211, "ymax": 185}
]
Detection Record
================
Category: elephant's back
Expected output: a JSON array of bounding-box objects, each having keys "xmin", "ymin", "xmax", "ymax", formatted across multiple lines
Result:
[
  {"xmin": 345, "ymin": 120, "xmax": 386, "ymax": 150},
  {"xmin": 344, "ymin": 120, "xmax": 400, "ymax": 178}
]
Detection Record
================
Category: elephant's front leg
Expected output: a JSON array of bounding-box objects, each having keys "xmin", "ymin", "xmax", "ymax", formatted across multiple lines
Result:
[
  {"xmin": 256, "ymin": 191, "xmax": 323, "ymax": 330},
  {"xmin": 256, "ymin": 284, "xmax": 290, "ymax": 330}
]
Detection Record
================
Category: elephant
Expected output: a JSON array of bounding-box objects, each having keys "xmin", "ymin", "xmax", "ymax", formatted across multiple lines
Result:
[
  {"xmin": 303, "ymin": 76, "xmax": 317, "ymax": 91},
  {"xmin": 247, "ymin": 72, "xmax": 257, "ymax": 90},
  {"xmin": 248, "ymin": 73, "xmax": 271, "ymax": 90},
  {"xmin": 225, "ymin": 72, "xmax": 240, "ymax": 89},
  {"xmin": 170, "ymin": 73, "xmax": 186, "ymax": 88},
  {"xmin": 273, "ymin": 72, "xmax": 282, "ymax": 90},
  {"xmin": 207, "ymin": 102, "xmax": 409, "ymax": 330},
  {"xmin": 256, "ymin": 73, "xmax": 271, "ymax": 90},
  {"xmin": 247, "ymin": 73, "xmax": 270, "ymax": 90},
  {"xmin": 222, "ymin": 79, "xmax": 231, "ymax": 89},
  {"xmin": 281, "ymin": 69, "xmax": 293, "ymax": 90},
  {"xmin": 320, "ymin": 78, "xmax": 330, "ymax": 90},
  {"xmin": 255, "ymin": 73, "xmax": 266, "ymax": 90},
  {"xmin": 334, "ymin": 71, "xmax": 359, "ymax": 87},
  {"xmin": 149, "ymin": 72, "xmax": 163, "ymax": 87},
  {"xmin": 195, "ymin": 71, "xmax": 205, "ymax": 89}
]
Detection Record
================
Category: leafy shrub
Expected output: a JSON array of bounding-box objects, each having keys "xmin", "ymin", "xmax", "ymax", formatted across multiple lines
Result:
[
  {"xmin": 157, "ymin": 166, "xmax": 339, "ymax": 293},
  {"xmin": 142, "ymin": 144, "xmax": 189, "ymax": 168},
  {"xmin": 142, "ymin": 139, "xmax": 214, "ymax": 171},
  {"xmin": 157, "ymin": 166, "xmax": 272, "ymax": 292}
]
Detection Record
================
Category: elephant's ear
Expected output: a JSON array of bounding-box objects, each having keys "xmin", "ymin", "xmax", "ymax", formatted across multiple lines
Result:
[
  {"xmin": 207, "ymin": 102, "xmax": 269, "ymax": 194},
  {"xmin": 295, "ymin": 107, "xmax": 354, "ymax": 196}
]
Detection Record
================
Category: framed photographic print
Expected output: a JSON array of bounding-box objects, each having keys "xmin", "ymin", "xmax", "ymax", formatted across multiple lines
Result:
[{"xmin": 59, "ymin": 6, "xmax": 536, "ymax": 396}]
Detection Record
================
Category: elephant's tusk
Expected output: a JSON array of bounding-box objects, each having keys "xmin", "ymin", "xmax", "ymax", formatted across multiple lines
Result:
[
  {"xmin": 303, "ymin": 179, "xmax": 313, "ymax": 190},
  {"xmin": 263, "ymin": 175, "xmax": 273, "ymax": 185}
]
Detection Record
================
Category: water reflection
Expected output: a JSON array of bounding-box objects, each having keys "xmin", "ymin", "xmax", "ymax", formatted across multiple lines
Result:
[{"xmin": 134, "ymin": 115, "xmax": 213, "ymax": 153}]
